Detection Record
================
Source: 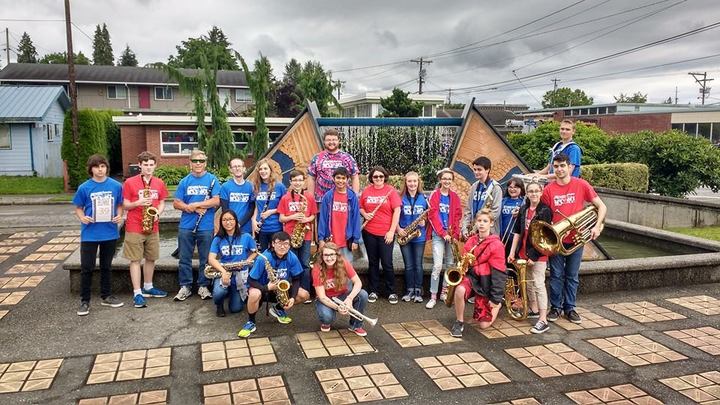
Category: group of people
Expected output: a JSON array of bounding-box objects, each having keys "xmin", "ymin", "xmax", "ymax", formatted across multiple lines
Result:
[{"xmin": 74, "ymin": 120, "xmax": 606, "ymax": 341}]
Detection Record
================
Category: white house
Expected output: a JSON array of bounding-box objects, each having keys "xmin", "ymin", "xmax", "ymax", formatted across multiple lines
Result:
[
  {"xmin": 0, "ymin": 86, "xmax": 70, "ymax": 177},
  {"xmin": 337, "ymin": 91, "xmax": 446, "ymax": 118}
]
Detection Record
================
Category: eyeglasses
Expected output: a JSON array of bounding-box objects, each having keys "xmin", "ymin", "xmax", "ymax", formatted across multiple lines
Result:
[
  {"xmin": 372, "ymin": 175, "xmax": 385, "ymax": 179},
  {"xmin": 191, "ymin": 159, "xmax": 206, "ymax": 163},
  {"xmin": 273, "ymin": 241, "xmax": 290, "ymax": 247},
  {"xmin": 322, "ymin": 253, "xmax": 337, "ymax": 257},
  {"xmin": 230, "ymin": 165, "xmax": 244, "ymax": 169}
]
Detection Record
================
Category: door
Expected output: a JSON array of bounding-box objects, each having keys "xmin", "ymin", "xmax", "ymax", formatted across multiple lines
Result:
[{"xmin": 138, "ymin": 86, "xmax": 150, "ymax": 109}]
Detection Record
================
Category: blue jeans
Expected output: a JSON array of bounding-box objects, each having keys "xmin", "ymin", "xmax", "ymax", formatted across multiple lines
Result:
[
  {"xmin": 430, "ymin": 235, "xmax": 453, "ymax": 294},
  {"xmin": 400, "ymin": 241, "xmax": 425, "ymax": 293},
  {"xmin": 549, "ymin": 244, "xmax": 583, "ymax": 312},
  {"xmin": 315, "ymin": 286, "xmax": 369, "ymax": 328},
  {"xmin": 339, "ymin": 247, "xmax": 353, "ymax": 262},
  {"xmin": 292, "ymin": 240, "xmax": 312, "ymax": 291},
  {"xmin": 212, "ymin": 277, "xmax": 245, "ymax": 313},
  {"xmin": 177, "ymin": 228, "xmax": 212, "ymax": 288}
]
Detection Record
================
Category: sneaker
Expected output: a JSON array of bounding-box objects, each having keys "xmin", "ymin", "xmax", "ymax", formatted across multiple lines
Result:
[
  {"xmin": 133, "ymin": 294, "xmax": 147, "ymax": 308},
  {"xmin": 450, "ymin": 321, "xmax": 464, "ymax": 337},
  {"xmin": 547, "ymin": 308, "xmax": 561, "ymax": 322},
  {"xmin": 566, "ymin": 309, "xmax": 582, "ymax": 324},
  {"xmin": 401, "ymin": 292, "xmax": 414, "ymax": 302},
  {"xmin": 77, "ymin": 301, "xmax": 90, "ymax": 316},
  {"xmin": 304, "ymin": 299, "xmax": 313, "ymax": 304},
  {"xmin": 367, "ymin": 292, "xmax": 378, "ymax": 303},
  {"xmin": 425, "ymin": 298, "xmax": 437, "ymax": 309},
  {"xmin": 198, "ymin": 286, "xmax": 213, "ymax": 300},
  {"xmin": 320, "ymin": 324, "xmax": 331, "ymax": 332},
  {"xmin": 237, "ymin": 321, "xmax": 256, "ymax": 338},
  {"xmin": 467, "ymin": 296, "xmax": 475, "ymax": 304},
  {"xmin": 141, "ymin": 287, "xmax": 168, "ymax": 298},
  {"xmin": 101, "ymin": 296, "xmax": 124, "ymax": 308},
  {"xmin": 527, "ymin": 311, "xmax": 540, "ymax": 319},
  {"xmin": 413, "ymin": 294, "xmax": 424, "ymax": 303},
  {"xmin": 530, "ymin": 320, "xmax": 550, "ymax": 334},
  {"xmin": 388, "ymin": 294, "xmax": 399, "ymax": 305},
  {"xmin": 174, "ymin": 286, "xmax": 192, "ymax": 301},
  {"xmin": 349, "ymin": 327, "xmax": 368, "ymax": 337},
  {"xmin": 216, "ymin": 305, "xmax": 226, "ymax": 317},
  {"xmin": 269, "ymin": 306, "xmax": 292, "ymax": 324},
  {"xmin": 439, "ymin": 292, "xmax": 447, "ymax": 302}
]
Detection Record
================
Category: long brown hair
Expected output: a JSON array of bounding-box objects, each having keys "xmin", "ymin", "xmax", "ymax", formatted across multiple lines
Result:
[
  {"xmin": 253, "ymin": 158, "xmax": 277, "ymax": 194},
  {"xmin": 317, "ymin": 242, "xmax": 348, "ymax": 288}
]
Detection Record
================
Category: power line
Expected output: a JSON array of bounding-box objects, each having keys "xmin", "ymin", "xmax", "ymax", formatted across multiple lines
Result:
[
  {"xmin": 70, "ymin": 22, "xmax": 93, "ymax": 42},
  {"xmin": 411, "ymin": 57, "xmax": 432, "ymax": 94}
]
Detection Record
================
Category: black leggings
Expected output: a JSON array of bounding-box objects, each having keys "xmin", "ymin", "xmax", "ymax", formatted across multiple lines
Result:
[
  {"xmin": 80, "ymin": 239, "xmax": 117, "ymax": 302},
  {"xmin": 362, "ymin": 231, "xmax": 395, "ymax": 296}
]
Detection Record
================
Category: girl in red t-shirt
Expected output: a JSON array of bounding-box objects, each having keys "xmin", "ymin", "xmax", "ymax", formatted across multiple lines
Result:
[{"xmin": 312, "ymin": 243, "xmax": 369, "ymax": 336}]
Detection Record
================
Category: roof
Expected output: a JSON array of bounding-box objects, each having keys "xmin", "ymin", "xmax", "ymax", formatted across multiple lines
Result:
[
  {"xmin": 338, "ymin": 91, "xmax": 445, "ymax": 105},
  {"xmin": 0, "ymin": 63, "xmax": 248, "ymax": 88},
  {"xmin": 112, "ymin": 115, "xmax": 293, "ymax": 126},
  {"xmin": 0, "ymin": 85, "xmax": 70, "ymax": 123}
]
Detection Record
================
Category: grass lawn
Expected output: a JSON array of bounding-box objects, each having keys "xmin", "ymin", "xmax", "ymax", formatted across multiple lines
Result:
[
  {"xmin": 0, "ymin": 176, "xmax": 64, "ymax": 195},
  {"xmin": 669, "ymin": 226, "xmax": 720, "ymax": 242}
]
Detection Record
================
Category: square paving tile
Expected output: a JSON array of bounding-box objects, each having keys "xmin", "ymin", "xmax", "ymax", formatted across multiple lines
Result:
[
  {"xmin": 489, "ymin": 400, "xmax": 541, "ymax": 405},
  {"xmin": 0, "ymin": 238, "xmax": 37, "ymax": 246},
  {"xmin": 587, "ymin": 334, "xmax": 687, "ymax": 366},
  {"xmin": 506, "ymin": 343, "xmax": 604, "ymax": 378},
  {"xmin": 23, "ymin": 252, "xmax": 71, "ymax": 261},
  {"xmin": 0, "ymin": 255, "xmax": 8, "ymax": 264},
  {"xmin": 0, "ymin": 357, "xmax": 63, "ymax": 393},
  {"xmin": 0, "ymin": 246, "xmax": 24, "ymax": 254},
  {"xmin": 201, "ymin": 338, "xmax": 276, "ymax": 371},
  {"xmin": 0, "ymin": 310, "xmax": 7, "ymax": 320},
  {"xmin": 6, "ymin": 263, "xmax": 57, "ymax": 274},
  {"xmin": 0, "ymin": 291, "xmax": 29, "ymax": 306},
  {"xmin": 87, "ymin": 348, "xmax": 171, "ymax": 384},
  {"xmin": 554, "ymin": 307, "xmax": 619, "ymax": 331},
  {"xmin": 316, "ymin": 362, "xmax": 407, "ymax": 403},
  {"xmin": 659, "ymin": 370, "xmax": 720, "ymax": 403},
  {"xmin": 566, "ymin": 383, "xmax": 662, "ymax": 404},
  {"xmin": 603, "ymin": 301, "xmax": 686, "ymax": 323},
  {"xmin": 0, "ymin": 276, "xmax": 45, "ymax": 290},
  {"xmin": 297, "ymin": 330, "xmax": 375, "ymax": 358},
  {"xmin": 666, "ymin": 295, "xmax": 720, "ymax": 316},
  {"xmin": 203, "ymin": 375, "xmax": 291, "ymax": 404},
  {"xmin": 36, "ymin": 243, "xmax": 79, "ymax": 252},
  {"xmin": 416, "ymin": 352, "xmax": 510, "ymax": 390},
  {"xmin": 57, "ymin": 230, "xmax": 80, "ymax": 237},
  {"xmin": 78, "ymin": 389, "xmax": 167, "ymax": 404},
  {"xmin": 665, "ymin": 327, "xmax": 720, "ymax": 356},
  {"xmin": 9, "ymin": 231, "xmax": 47, "ymax": 238},
  {"xmin": 383, "ymin": 320, "xmax": 461, "ymax": 347},
  {"xmin": 474, "ymin": 318, "xmax": 532, "ymax": 339}
]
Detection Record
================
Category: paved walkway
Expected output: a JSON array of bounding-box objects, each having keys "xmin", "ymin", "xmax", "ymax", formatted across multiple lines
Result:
[{"xmin": 0, "ymin": 229, "xmax": 718, "ymax": 404}]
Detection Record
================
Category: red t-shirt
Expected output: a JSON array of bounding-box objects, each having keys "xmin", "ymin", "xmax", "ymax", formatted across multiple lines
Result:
[
  {"xmin": 331, "ymin": 191, "xmax": 349, "ymax": 247},
  {"xmin": 519, "ymin": 207, "xmax": 547, "ymax": 262},
  {"xmin": 541, "ymin": 178, "xmax": 598, "ymax": 244},
  {"xmin": 311, "ymin": 262, "xmax": 358, "ymax": 298},
  {"xmin": 277, "ymin": 190, "xmax": 317, "ymax": 241},
  {"xmin": 360, "ymin": 185, "xmax": 401, "ymax": 236},
  {"xmin": 122, "ymin": 175, "xmax": 168, "ymax": 234}
]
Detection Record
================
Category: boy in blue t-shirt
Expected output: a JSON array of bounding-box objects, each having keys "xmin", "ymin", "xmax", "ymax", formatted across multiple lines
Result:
[
  {"xmin": 538, "ymin": 119, "xmax": 583, "ymax": 178},
  {"xmin": 73, "ymin": 154, "xmax": 124, "ymax": 316}
]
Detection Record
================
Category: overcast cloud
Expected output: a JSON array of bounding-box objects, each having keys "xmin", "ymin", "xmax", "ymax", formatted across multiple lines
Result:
[{"xmin": 2, "ymin": 0, "xmax": 720, "ymax": 107}]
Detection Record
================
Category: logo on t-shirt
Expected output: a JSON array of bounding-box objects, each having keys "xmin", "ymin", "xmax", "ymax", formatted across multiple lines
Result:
[
  {"xmin": 439, "ymin": 202, "xmax": 450, "ymax": 213},
  {"xmin": 256, "ymin": 191, "xmax": 277, "ymax": 201},
  {"xmin": 230, "ymin": 192, "xmax": 250, "ymax": 202},
  {"xmin": 136, "ymin": 189, "xmax": 159, "ymax": 200},
  {"xmin": 553, "ymin": 193, "xmax": 576, "ymax": 206},
  {"xmin": 324, "ymin": 277, "xmax": 336, "ymax": 290},
  {"xmin": 332, "ymin": 201, "xmax": 348, "ymax": 212},
  {"xmin": 366, "ymin": 196, "xmax": 386, "ymax": 205},
  {"xmin": 276, "ymin": 268, "xmax": 288, "ymax": 280},
  {"xmin": 220, "ymin": 244, "xmax": 246, "ymax": 256},
  {"xmin": 187, "ymin": 185, "xmax": 208, "ymax": 196},
  {"xmin": 321, "ymin": 159, "xmax": 344, "ymax": 170},
  {"xmin": 289, "ymin": 201, "xmax": 304, "ymax": 212}
]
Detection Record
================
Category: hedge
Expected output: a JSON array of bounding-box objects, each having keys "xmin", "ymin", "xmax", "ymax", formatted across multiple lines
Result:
[
  {"xmin": 154, "ymin": 165, "xmax": 231, "ymax": 186},
  {"xmin": 582, "ymin": 163, "xmax": 649, "ymax": 193},
  {"xmin": 61, "ymin": 109, "xmax": 109, "ymax": 189}
]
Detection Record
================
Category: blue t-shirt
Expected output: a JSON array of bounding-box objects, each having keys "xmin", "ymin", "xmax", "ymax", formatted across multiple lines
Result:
[
  {"xmin": 210, "ymin": 233, "xmax": 256, "ymax": 297},
  {"xmin": 73, "ymin": 177, "xmax": 123, "ymax": 242},
  {"xmin": 548, "ymin": 141, "xmax": 582, "ymax": 177},
  {"xmin": 220, "ymin": 180, "xmax": 255, "ymax": 234},
  {"xmin": 437, "ymin": 193, "xmax": 450, "ymax": 235},
  {"xmin": 399, "ymin": 193, "xmax": 429, "ymax": 243},
  {"xmin": 471, "ymin": 179, "xmax": 495, "ymax": 218},
  {"xmin": 249, "ymin": 249, "xmax": 303, "ymax": 286},
  {"xmin": 500, "ymin": 197, "xmax": 524, "ymax": 240},
  {"xmin": 175, "ymin": 172, "xmax": 220, "ymax": 231},
  {"xmin": 255, "ymin": 182, "xmax": 287, "ymax": 233}
]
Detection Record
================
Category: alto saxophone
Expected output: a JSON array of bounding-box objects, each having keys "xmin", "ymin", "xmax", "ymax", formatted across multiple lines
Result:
[
  {"xmin": 504, "ymin": 259, "xmax": 529, "ymax": 320},
  {"xmin": 444, "ymin": 252, "xmax": 475, "ymax": 307},
  {"xmin": 397, "ymin": 209, "xmax": 429, "ymax": 246},
  {"xmin": 141, "ymin": 177, "xmax": 158, "ymax": 235},
  {"xmin": 290, "ymin": 191, "xmax": 309, "ymax": 249},
  {"xmin": 204, "ymin": 256, "xmax": 257, "ymax": 279},
  {"xmin": 261, "ymin": 255, "xmax": 291, "ymax": 307}
]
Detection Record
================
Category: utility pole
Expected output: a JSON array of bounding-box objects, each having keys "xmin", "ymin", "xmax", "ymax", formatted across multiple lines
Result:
[
  {"xmin": 333, "ymin": 79, "xmax": 345, "ymax": 100},
  {"xmin": 675, "ymin": 86, "xmax": 678, "ymax": 105},
  {"xmin": 5, "ymin": 28, "xmax": 9, "ymax": 65},
  {"xmin": 447, "ymin": 88, "xmax": 453, "ymax": 104},
  {"xmin": 410, "ymin": 57, "xmax": 432, "ymax": 94},
  {"xmin": 64, "ymin": 0, "xmax": 79, "ymax": 145},
  {"xmin": 688, "ymin": 72, "xmax": 713, "ymax": 105},
  {"xmin": 551, "ymin": 77, "xmax": 560, "ymax": 92}
]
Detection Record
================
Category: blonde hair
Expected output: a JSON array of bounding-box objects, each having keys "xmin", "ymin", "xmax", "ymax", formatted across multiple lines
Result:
[
  {"xmin": 253, "ymin": 158, "xmax": 278, "ymax": 194},
  {"xmin": 400, "ymin": 171, "xmax": 424, "ymax": 196}
]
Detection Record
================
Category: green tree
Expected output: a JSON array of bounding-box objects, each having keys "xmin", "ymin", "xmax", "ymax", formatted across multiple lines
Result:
[
  {"xmin": 39, "ymin": 51, "xmax": 90, "ymax": 65},
  {"xmin": 61, "ymin": 109, "xmax": 108, "ymax": 189},
  {"xmin": 168, "ymin": 26, "xmax": 238, "ymax": 70},
  {"xmin": 275, "ymin": 59, "xmax": 303, "ymax": 117},
  {"xmin": 118, "ymin": 45, "xmax": 138, "ymax": 66},
  {"xmin": 379, "ymin": 88, "xmax": 423, "ymax": 117},
  {"xmin": 614, "ymin": 92, "xmax": 647, "ymax": 103},
  {"xmin": 541, "ymin": 87, "xmax": 593, "ymax": 108},
  {"xmin": 17, "ymin": 32, "xmax": 38, "ymax": 63},
  {"xmin": 238, "ymin": 52, "xmax": 275, "ymax": 158},
  {"xmin": 297, "ymin": 61, "xmax": 339, "ymax": 116},
  {"xmin": 92, "ymin": 23, "xmax": 114, "ymax": 65}
]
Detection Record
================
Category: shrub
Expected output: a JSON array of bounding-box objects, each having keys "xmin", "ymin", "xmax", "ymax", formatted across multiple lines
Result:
[
  {"xmin": 582, "ymin": 163, "xmax": 649, "ymax": 193},
  {"xmin": 61, "ymin": 109, "xmax": 108, "ymax": 189},
  {"xmin": 97, "ymin": 110, "xmax": 123, "ymax": 174},
  {"xmin": 154, "ymin": 165, "xmax": 189, "ymax": 186}
]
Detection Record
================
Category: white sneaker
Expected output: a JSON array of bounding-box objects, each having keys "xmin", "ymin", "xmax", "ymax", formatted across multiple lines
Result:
[
  {"xmin": 467, "ymin": 296, "xmax": 475, "ymax": 304},
  {"xmin": 198, "ymin": 286, "xmax": 212, "ymax": 300},
  {"xmin": 425, "ymin": 298, "xmax": 437, "ymax": 309},
  {"xmin": 174, "ymin": 286, "xmax": 192, "ymax": 301}
]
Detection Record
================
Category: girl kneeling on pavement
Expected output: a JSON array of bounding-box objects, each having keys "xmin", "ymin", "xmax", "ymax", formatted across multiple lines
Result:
[{"xmin": 312, "ymin": 242, "xmax": 369, "ymax": 336}]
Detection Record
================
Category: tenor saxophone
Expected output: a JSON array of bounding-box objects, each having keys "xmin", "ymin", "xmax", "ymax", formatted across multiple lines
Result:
[
  {"xmin": 504, "ymin": 259, "xmax": 529, "ymax": 320},
  {"xmin": 203, "ymin": 257, "xmax": 256, "ymax": 279},
  {"xmin": 262, "ymin": 255, "xmax": 291, "ymax": 307},
  {"xmin": 397, "ymin": 209, "xmax": 429, "ymax": 246},
  {"xmin": 141, "ymin": 177, "xmax": 158, "ymax": 235}
]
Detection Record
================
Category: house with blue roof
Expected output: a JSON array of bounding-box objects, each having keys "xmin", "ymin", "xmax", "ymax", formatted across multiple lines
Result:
[{"xmin": 0, "ymin": 85, "xmax": 70, "ymax": 177}]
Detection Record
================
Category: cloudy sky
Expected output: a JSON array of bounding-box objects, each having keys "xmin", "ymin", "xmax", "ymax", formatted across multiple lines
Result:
[{"xmin": 2, "ymin": 0, "xmax": 720, "ymax": 107}]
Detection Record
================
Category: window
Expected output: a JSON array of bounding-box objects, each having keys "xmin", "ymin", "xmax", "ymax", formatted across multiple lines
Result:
[
  {"xmin": 106, "ymin": 85, "xmax": 127, "ymax": 99},
  {"xmin": 671, "ymin": 123, "xmax": 684, "ymax": 131},
  {"xmin": 160, "ymin": 131, "xmax": 197, "ymax": 155},
  {"xmin": 698, "ymin": 123, "xmax": 712, "ymax": 140},
  {"xmin": 712, "ymin": 123, "xmax": 720, "ymax": 145},
  {"xmin": 269, "ymin": 131, "xmax": 282, "ymax": 148},
  {"xmin": 684, "ymin": 123, "xmax": 698, "ymax": 136},
  {"xmin": 356, "ymin": 104, "xmax": 371, "ymax": 117},
  {"xmin": 154, "ymin": 86, "xmax": 173, "ymax": 100},
  {"xmin": 422, "ymin": 104, "xmax": 433, "ymax": 117},
  {"xmin": 342, "ymin": 107, "xmax": 355, "ymax": 117},
  {"xmin": 235, "ymin": 88, "xmax": 252, "ymax": 102},
  {"xmin": 0, "ymin": 124, "xmax": 10, "ymax": 149},
  {"xmin": 46, "ymin": 124, "xmax": 54, "ymax": 141},
  {"xmin": 55, "ymin": 124, "xmax": 61, "ymax": 139},
  {"xmin": 232, "ymin": 131, "xmax": 250, "ymax": 151},
  {"xmin": 218, "ymin": 88, "xmax": 232, "ymax": 104}
]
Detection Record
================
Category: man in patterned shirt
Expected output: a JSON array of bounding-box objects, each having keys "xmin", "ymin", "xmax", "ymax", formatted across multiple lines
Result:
[{"xmin": 307, "ymin": 129, "xmax": 360, "ymax": 202}]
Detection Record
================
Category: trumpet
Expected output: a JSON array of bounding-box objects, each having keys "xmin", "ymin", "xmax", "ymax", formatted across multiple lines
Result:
[{"xmin": 331, "ymin": 297, "xmax": 378, "ymax": 327}]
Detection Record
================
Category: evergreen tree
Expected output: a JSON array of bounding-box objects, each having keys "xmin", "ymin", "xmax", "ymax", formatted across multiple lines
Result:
[
  {"xmin": 168, "ymin": 26, "xmax": 238, "ymax": 70},
  {"xmin": 102, "ymin": 24, "xmax": 114, "ymax": 64},
  {"xmin": 275, "ymin": 59, "xmax": 303, "ymax": 117},
  {"xmin": 297, "ymin": 61, "xmax": 340, "ymax": 116},
  {"xmin": 118, "ymin": 45, "xmax": 138, "ymax": 66},
  {"xmin": 238, "ymin": 52, "xmax": 274, "ymax": 158},
  {"xmin": 379, "ymin": 88, "xmax": 423, "ymax": 117},
  {"xmin": 92, "ymin": 23, "xmax": 114, "ymax": 65},
  {"xmin": 17, "ymin": 32, "xmax": 38, "ymax": 63},
  {"xmin": 39, "ymin": 51, "xmax": 90, "ymax": 65}
]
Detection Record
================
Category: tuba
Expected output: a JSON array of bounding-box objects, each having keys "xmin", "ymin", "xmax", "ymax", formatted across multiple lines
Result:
[
  {"xmin": 261, "ymin": 255, "xmax": 291, "ymax": 307},
  {"xmin": 290, "ymin": 192, "xmax": 310, "ymax": 249},
  {"xmin": 530, "ymin": 205, "xmax": 599, "ymax": 256},
  {"xmin": 141, "ymin": 177, "xmax": 158, "ymax": 235},
  {"xmin": 397, "ymin": 209, "xmax": 429, "ymax": 246},
  {"xmin": 504, "ymin": 259, "xmax": 529, "ymax": 320},
  {"xmin": 203, "ymin": 257, "xmax": 256, "ymax": 280}
]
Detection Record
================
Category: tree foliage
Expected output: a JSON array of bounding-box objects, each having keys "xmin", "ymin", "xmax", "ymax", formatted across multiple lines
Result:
[
  {"xmin": 61, "ymin": 109, "xmax": 109, "ymax": 189},
  {"xmin": 541, "ymin": 87, "xmax": 593, "ymax": 108},
  {"xmin": 118, "ymin": 45, "xmax": 138, "ymax": 66},
  {"xmin": 39, "ymin": 51, "xmax": 90, "ymax": 65},
  {"xmin": 614, "ymin": 92, "xmax": 647, "ymax": 103},
  {"xmin": 17, "ymin": 32, "xmax": 38, "ymax": 63},
  {"xmin": 275, "ymin": 59, "xmax": 303, "ymax": 117},
  {"xmin": 238, "ymin": 52, "xmax": 275, "ymax": 158},
  {"xmin": 297, "ymin": 61, "xmax": 339, "ymax": 116},
  {"xmin": 92, "ymin": 23, "xmax": 114, "ymax": 65},
  {"xmin": 379, "ymin": 88, "xmax": 423, "ymax": 117},
  {"xmin": 168, "ymin": 26, "xmax": 238, "ymax": 70}
]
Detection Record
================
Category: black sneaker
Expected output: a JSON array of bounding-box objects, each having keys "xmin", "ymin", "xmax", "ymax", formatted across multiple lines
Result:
[
  {"xmin": 530, "ymin": 321, "xmax": 550, "ymax": 334},
  {"xmin": 216, "ymin": 305, "xmax": 226, "ymax": 317},
  {"xmin": 547, "ymin": 308, "xmax": 561, "ymax": 322},
  {"xmin": 450, "ymin": 321, "xmax": 464, "ymax": 338},
  {"xmin": 77, "ymin": 301, "xmax": 90, "ymax": 316},
  {"xmin": 566, "ymin": 309, "xmax": 582, "ymax": 324},
  {"xmin": 527, "ymin": 311, "xmax": 540, "ymax": 319},
  {"xmin": 367, "ymin": 292, "xmax": 378, "ymax": 303}
]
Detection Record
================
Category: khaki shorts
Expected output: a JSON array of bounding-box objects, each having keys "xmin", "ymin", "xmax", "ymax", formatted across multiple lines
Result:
[{"xmin": 123, "ymin": 232, "xmax": 160, "ymax": 261}]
